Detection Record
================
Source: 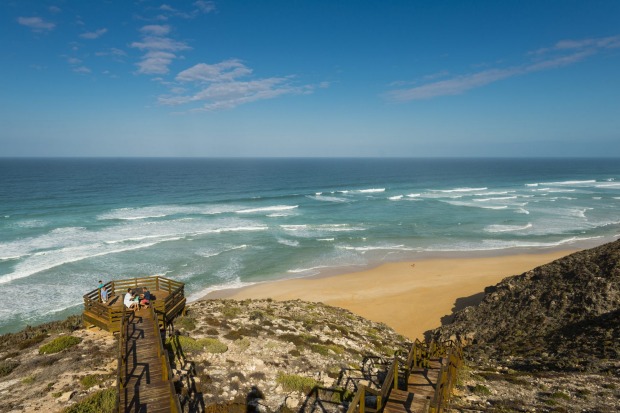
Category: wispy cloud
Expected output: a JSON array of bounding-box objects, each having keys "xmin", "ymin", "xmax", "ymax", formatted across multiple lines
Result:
[
  {"xmin": 158, "ymin": 1, "xmax": 216, "ymax": 19},
  {"xmin": 79, "ymin": 28, "xmax": 108, "ymax": 39},
  {"xmin": 385, "ymin": 35, "xmax": 620, "ymax": 102},
  {"xmin": 17, "ymin": 16, "xmax": 55, "ymax": 32},
  {"xmin": 131, "ymin": 24, "xmax": 190, "ymax": 75},
  {"xmin": 158, "ymin": 59, "xmax": 316, "ymax": 111},
  {"xmin": 73, "ymin": 66, "xmax": 92, "ymax": 74}
]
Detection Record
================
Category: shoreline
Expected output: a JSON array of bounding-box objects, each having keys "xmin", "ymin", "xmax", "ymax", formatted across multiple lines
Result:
[{"xmin": 202, "ymin": 248, "xmax": 579, "ymax": 340}]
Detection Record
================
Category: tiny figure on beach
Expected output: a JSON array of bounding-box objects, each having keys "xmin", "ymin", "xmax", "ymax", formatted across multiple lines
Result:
[
  {"xmin": 123, "ymin": 288, "xmax": 139, "ymax": 311},
  {"xmin": 98, "ymin": 280, "xmax": 108, "ymax": 303}
]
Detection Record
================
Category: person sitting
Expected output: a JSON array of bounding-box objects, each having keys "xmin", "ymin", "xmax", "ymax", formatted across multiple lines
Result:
[
  {"xmin": 140, "ymin": 287, "xmax": 151, "ymax": 308},
  {"xmin": 123, "ymin": 288, "xmax": 139, "ymax": 311}
]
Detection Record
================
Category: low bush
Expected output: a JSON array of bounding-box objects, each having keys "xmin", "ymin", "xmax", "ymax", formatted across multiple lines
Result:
[
  {"xmin": 0, "ymin": 360, "xmax": 19, "ymax": 377},
  {"xmin": 166, "ymin": 335, "xmax": 227, "ymax": 354},
  {"xmin": 175, "ymin": 316, "xmax": 197, "ymax": 332},
  {"xmin": 63, "ymin": 388, "xmax": 116, "ymax": 413},
  {"xmin": 39, "ymin": 336, "xmax": 82, "ymax": 354},
  {"xmin": 276, "ymin": 373, "xmax": 318, "ymax": 393},
  {"xmin": 18, "ymin": 333, "xmax": 47, "ymax": 350}
]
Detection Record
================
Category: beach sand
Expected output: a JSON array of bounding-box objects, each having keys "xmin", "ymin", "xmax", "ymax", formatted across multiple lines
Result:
[{"xmin": 205, "ymin": 250, "xmax": 576, "ymax": 340}]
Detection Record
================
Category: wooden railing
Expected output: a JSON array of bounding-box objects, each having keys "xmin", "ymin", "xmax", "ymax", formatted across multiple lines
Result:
[
  {"xmin": 149, "ymin": 305, "xmax": 182, "ymax": 413},
  {"xmin": 116, "ymin": 306, "xmax": 130, "ymax": 411},
  {"xmin": 346, "ymin": 355, "xmax": 399, "ymax": 413},
  {"xmin": 346, "ymin": 339, "xmax": 463, "ymax": 413},
  {"xmin": 428, "ymin": 340, "xmax": 462, "ymax": 413},
  {"xmin": 83, "ymin": 275, "xmax": 185, "ymax": 333}
]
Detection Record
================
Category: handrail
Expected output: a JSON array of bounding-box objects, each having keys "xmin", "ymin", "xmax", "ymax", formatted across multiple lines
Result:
[
  {"xmin": 149, "ymin": 305, "xmax": 181, "ymax": 413},
  {"xmin": 345, "ymin": 384, "xmax": 366, "ymax": 413},
  {"xmin": 116, "ymin": 305, "xmax": 128, "ymax": 412}
]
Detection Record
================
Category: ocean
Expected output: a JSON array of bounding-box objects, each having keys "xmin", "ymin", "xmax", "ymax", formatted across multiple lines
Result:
[{"xmin": 1, "ymin": 157, "xmax": 619, "ymax": 334}]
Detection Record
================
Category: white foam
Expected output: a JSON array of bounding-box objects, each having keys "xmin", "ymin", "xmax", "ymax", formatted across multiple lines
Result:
[
  {"xmin": 539, "ymin": 180, "xmax": 597, "ymax": 186},
  {"xmin": 357, "ymin": 188, "xmax": 385, "ymax": 193},
  {"xmin": 338, "ymin": 244, "xmax": 416, "ymax": 252},
  {"xmin": 388, "ymin": 195, "xmax": 404, "ymax": 201},
  {"xmin": 484, "ymin": 223, "xmax": 533, "ymax": 233},
  {"xmin": 317, "ymin": 238, "xmax": 335, "ymax": 241},
  {"xmin": 406, "ymin": 193, "xmax": 421, "ymax": 198},
  {"xmin": 287, "ymin": 265, "xmax": 331, "ymax": 274},
  {"xmin": 280, "ymin": 225, "xmax": 308, "ymax": 231},
  {"xmin": 236, "ymin": 205, "xmax": 298, "ymax": 214},
  {"xmin": 196, "ymin": 245, "xmax": 248, "ymax": 258},
  {"xmin": 473, "ymin": 196, "xmax": 518, "ymax": 202},
  {"xmin": 436, "ymin": 187, "xmax": 487, "ymax": 193},
  {"xmin": 277, "ymin": 238, "xmax": 300, "ymax": 247},
  {"xmin": 308, "ymin": 195, "xmax": 348, "ymax": 203}
]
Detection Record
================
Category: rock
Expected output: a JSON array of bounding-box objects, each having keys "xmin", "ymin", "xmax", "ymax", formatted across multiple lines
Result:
[{"xmin": 57, "ymin": 390, "xmax": 76, "ymax": 403}]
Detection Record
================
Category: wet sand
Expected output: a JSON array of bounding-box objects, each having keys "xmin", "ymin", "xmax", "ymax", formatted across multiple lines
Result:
[{"xmin": 204, "ymin": 250, "xmax": 576, "ymax": 340}]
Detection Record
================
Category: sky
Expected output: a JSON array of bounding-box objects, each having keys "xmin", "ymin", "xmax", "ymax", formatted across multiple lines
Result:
[{"xmin": 1, "ymin": 0, "xmax": 619, "ymax": 157}]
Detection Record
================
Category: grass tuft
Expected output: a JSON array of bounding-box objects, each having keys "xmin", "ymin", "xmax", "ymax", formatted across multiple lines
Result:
[
  {"xmin": 62, "ymin": 388, "xmax": 116, "ymax": 413},
  {"xmin": 276, "ymin": 372, "xmax": 319, "ymax": 393},
  {"xmin": 39, "ymin": 335, "xmax": 82, "ymax": 354}
]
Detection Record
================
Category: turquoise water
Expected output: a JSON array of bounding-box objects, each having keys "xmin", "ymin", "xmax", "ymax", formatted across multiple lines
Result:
[{"xmin": 1, "ymin": 158, "xmax": 620, "ymax": 333}]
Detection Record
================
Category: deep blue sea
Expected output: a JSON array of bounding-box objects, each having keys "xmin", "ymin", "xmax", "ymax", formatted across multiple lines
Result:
[{"xmin": 1, "ymin": 158, "xmax": 619, "ymax": 334}]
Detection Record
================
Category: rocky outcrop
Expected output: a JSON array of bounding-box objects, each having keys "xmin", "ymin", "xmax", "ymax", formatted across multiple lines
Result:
[
  {"xmin": 435, "ymin": 239, "xmax": 620, "ymax": 373},
  {"xmin": 171, "ymin": 299, "xmax": 409, "ymax": 412}
]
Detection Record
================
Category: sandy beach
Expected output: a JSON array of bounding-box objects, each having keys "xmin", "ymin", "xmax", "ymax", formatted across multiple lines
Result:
[{"xmin": 205, "ymin": 250, "xmax": 576, "ymax": 340}]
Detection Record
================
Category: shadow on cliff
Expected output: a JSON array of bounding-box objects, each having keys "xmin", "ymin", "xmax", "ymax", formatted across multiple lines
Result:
[
  {"xmin": 423, "ymin": 291, "xmax": 486, "ymax": 341},
  {"xmin": 167, "ymin": 328, "xmax": 206, "ymax": 412}
]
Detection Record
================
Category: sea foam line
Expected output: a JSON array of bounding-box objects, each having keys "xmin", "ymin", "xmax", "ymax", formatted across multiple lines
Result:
[{"xmin": 236, "ymin": 205, "xmax": 298, "ymax": 214}]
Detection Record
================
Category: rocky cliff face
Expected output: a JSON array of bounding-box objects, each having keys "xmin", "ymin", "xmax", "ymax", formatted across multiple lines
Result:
[{"xmin": 435, "ymin": 239, "xmax": 620, "ymax": 373}]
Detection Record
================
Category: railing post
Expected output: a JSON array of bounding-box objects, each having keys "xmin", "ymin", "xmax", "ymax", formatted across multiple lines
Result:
[
  {"xmin": 393, "ymin": 358, "xmax": 399, "ymax": 389},
  {"xmin": 359, "ymin": 386, "xmax": 365, "ymax": 413}
]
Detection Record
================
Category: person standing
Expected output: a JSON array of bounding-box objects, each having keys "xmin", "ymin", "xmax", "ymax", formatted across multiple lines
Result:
[{"xmin": 98, "ymin": 280, "xmax": 108, "ymax": 303}]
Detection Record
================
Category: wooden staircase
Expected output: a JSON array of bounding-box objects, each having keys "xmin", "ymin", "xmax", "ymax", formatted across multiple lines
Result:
[{"xmin": 117, "ymin": 307, "xmax": 180, "ymax": 413}]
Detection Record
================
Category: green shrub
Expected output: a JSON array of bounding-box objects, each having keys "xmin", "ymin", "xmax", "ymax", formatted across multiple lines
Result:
[
  {"xmin": 200, "ymin": 338, "xmax": 228, "ymax": 353},
  {"xmin": 80, "ymin": 374, "xmax": 99, "ymax": 389},
  {"xmin": 0, "ymin": 360, "xmax": 19, "ymax": 377},
  {"xmin": 63, "ymin": 388, "xmax": 116, "ymax": 413},
  {"xmin": 39, "ymin": 336, "xmax": 82, "ymax": 354},
  {"xmin": 276, "ymin": 373, "xmax": 318, "ymax": 393},
  {"xmin": 22, "ymin": 375, "xmax": 36, "ymax": 384},
  {"xmin": 550, "ymin": 391, "xmax": 570, "ymax": 400},
  {"xmin": 166, "ymin": 335, "xmax": 227, "ymax": 354},
  {"xmin": 473, "ymin": 384, "xmax": 491, "ymax": 396},
  {"xmin": 176, "ymin": 316, "xmax": 197, "ymax": 331},
  {"xmin": 236, "ymin": 337, "xmax": 251, "ymax": 351},
  {"xmin": 18, "ymin": 333, "xmax": 48, "ymax": 350},
  {"xmin": 311, "ymin": 344, "xmax": 344, "ymax": 356}
]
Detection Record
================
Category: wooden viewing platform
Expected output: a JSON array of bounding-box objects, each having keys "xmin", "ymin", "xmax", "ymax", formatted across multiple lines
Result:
[{"xmin": 83, "ymin": 275, "xmax": 186, "ymax": 333}]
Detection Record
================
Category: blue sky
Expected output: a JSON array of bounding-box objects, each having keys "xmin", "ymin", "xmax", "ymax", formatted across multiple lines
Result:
[{"xmin": 1, "ymin": 1, "xmax": 619, "ymax": 157}]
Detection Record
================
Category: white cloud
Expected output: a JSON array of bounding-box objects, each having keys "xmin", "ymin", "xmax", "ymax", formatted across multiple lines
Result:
[
  {"xmin": 136, "ymin": 51, "xmax": 178, "ymax": 75},
  {"xmin": 158, "ymin": 2, "xmax": 216, "ymax": 19},
  {"xmin": 131, "ymin": 25, "xmax": 190, "ymax": 75},
  {"xmin": 159, "ymin": 60, "xmax": 316, "ymax": 111},
  {"xmin": 48, "ymin": 6, "xmax": 61, "ymax": 14},
  {"xmin": 73, "ymin": 66, "xmax": 91, "ymax": 74},
  {"xmin": 95, "ymin": 48, "xmax": 127, "ymax": 58},
  {"xmin": 67, "ymin": 57, "xmax": 82, "ymax": 65},
  {"xmin": 176, "ymin": 60, "xmax": 253, "ymax": 82},
  {"xmin": 17, "ymin": 16, "xmax": 55, "ymax": 32},
  {"xmin": 193, "ymin": 1, "xmax": 216, "ymax": 14},
  {"xmin": 79, "ymin": 28, "xmax": 108, "ymax": 39},
  {"xmin": 140, "ymin": 25, "xmax": 171, "ymax": 36},
  {"xmin": 386, "ymin": 35, "xmax": 620, "ymax": 102}
]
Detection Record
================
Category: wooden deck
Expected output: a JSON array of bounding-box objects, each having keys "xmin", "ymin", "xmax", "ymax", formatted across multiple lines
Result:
[
  {"xmin": 383, "ymin": 359, "xmax": 442, "ymax": 413},
  {"xmin": 346, "ymin": 340, "xmax": 462, "ymax": 413},
  {"xmin": 118, "ymin": 307, "xmax": 180, "ymax": 413},
  {"xmin": 83, "ymin": 276, "xmax": 186, "ymax": 333}
]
